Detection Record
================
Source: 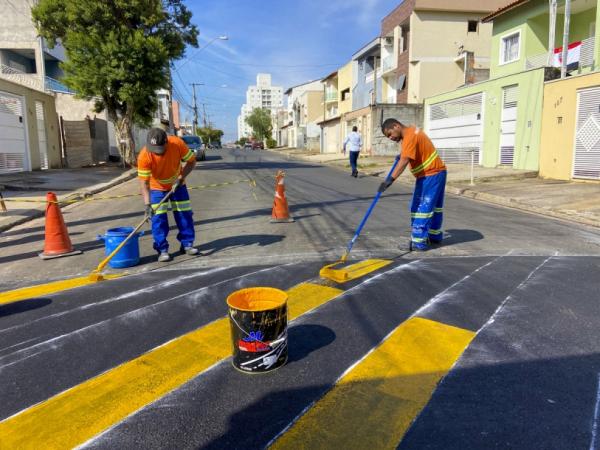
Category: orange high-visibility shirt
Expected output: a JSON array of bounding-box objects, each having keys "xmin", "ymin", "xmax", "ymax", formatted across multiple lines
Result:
[
  {"xmin": 401, "ymin": 127, "xmax": 446, "ymax": 178},
  {"xmin": 137, "ymin": 136, "xmax": 195, "ymax": 191}
]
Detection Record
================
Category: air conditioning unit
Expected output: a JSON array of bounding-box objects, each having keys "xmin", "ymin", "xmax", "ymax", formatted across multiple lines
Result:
[{"xmin": 384, "ymin": 37, "xmax": 394, "ymax": 45}]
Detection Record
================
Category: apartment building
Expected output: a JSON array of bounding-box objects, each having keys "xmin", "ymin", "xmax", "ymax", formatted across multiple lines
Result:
[{"xmin": 237, "ymin": 73, "xmax": 283, "ymax": 140}]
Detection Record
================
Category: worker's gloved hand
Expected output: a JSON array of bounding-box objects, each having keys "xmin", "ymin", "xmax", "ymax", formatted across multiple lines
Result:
[
  {"xmin": 378, "ymin": 178, "xmax": 395, "ymax": 193},
  {"xmin": 171, "ymin": 177, "xmax": 182, "ymax": 192},
  {"xmin": 145, "ymin": 204, "xmax": 154, "ymax": 218}
]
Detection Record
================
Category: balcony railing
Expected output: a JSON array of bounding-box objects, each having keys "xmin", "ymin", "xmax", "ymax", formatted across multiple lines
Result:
[
  {"xmin": 325, "ymin": 91, "xmax": 338, "ymax": 102},
  {"xmin": 526, "ymin": 37, "xmax": 595, "ymax": 70},
  {"xmin": 0, "ymin": 64, "xmax": 44, "ymax": 91},
  {"xmin": 365, "ymin": 68, "xmax": 383, "ymax": 84},
  {"xmin": 45, "ymin": 76, "xmax": 75, "ymax": 94},
  {"xmin": 382, "ymin": 55, "xmax": 396, "ymax": 72},
  {"xmin": 0, "ymin": 63, "xmax": 76, "ymax": 94}
]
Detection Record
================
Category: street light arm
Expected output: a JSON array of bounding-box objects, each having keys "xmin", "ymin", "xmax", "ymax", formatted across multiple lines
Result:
[{"xmin": 176, "ymin": 36, "xmax": 228, "ymax": 71}]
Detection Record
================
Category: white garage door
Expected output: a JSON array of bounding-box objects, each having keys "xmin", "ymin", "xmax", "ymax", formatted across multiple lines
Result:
[
  {"xmin": 573, "ymin": 86, "xmax": 600, "ymax": 180},
  {"xmin": 36, "ymin": 101, "xmax": 48, "ymax": 170},
  {"xmin": 427, "ymin": 93, "xmax": 484, "ymax": 164},
  {"xmin": 0, "ymin": 91, "xmax": 29, "ymax": 173},
  {"xmin": 499, "ymin": 85, "xmax": 519, "ymax": 166}
]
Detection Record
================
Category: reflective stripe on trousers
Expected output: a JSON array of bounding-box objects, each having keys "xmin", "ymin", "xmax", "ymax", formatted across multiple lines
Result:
[
  {"xmin": 149, "ymin": 185, "xmax": 195, "ymax": 252},
  {"xmin": 410, "ymin": 170, "xmax": 446, "ymax": 249}
]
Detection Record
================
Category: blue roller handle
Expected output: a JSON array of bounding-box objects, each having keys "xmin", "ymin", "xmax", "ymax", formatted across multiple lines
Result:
[{"xmin": 342, "ymin": 155, "xmax": 401, "ymax": 259}]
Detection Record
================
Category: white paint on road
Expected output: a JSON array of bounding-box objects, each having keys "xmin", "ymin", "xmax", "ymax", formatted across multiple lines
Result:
[
  {"xmin": 0, "ymin": 267, "xmax": 229, "ymax": 339},
  {"xmin": 0, "ymin": 265, "xmax": 283, "ymax": 371}
]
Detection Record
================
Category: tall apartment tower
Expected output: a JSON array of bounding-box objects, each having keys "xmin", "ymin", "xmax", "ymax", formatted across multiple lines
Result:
[{"xmin": 237, "ymin": 73, "xmax": 283, "ymax": 140}]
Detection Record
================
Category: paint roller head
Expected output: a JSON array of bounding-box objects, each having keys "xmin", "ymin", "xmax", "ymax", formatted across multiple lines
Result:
[{"xmin": 88, "ymin": 270, "xmax": 105, "ymax": 282}]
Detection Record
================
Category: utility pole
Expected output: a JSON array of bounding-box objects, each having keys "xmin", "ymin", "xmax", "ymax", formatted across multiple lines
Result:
[
  {"xmin": 202, "ymin": 103, "xmax": 208, "ymax": 128},
  {"xmin": 190, "ymin": 83, "xmax": 203, "ymax": 135},
  {"xmin": 547, "ymin": 0, "xmax": 558, "ymax": 66},
  {"xmin": 560, "ymin": 0, "xmax": 571, "ymax": 78}
]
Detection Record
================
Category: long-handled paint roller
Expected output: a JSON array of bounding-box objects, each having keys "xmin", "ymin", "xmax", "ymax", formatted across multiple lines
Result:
[
  {"xmin": 88, "ymin": 188, "xmax": 176, "ymax": 282},
  {"xmin": 320, "ymin": 155, "xmax": 401, "ymax": 283}
]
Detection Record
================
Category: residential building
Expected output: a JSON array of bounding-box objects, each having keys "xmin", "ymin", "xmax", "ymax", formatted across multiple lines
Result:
[
  {"xmin": 283, "ymin": 80, "xmax": 322, "ymax": 148},
  {"xmin": 237, "ymin": 73, "xmax": 283, "ymax": 140},
  {"xmin": 319, "ymin": 71, "xmax": 340, "ymax": 153},
  {"xmin": 423, "ymin": 0, "xmax": 599, "ymax": 174},
  {"xmin": 379, "ymin": 0, "xmax": 507, "ymax": 105},
  {"xmin": 0, "ymin": 0, "xmax": 75, "ymax": 95}
]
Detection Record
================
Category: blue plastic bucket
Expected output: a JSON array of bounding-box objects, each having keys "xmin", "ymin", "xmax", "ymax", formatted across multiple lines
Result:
[{"xmin": 97, "ymin": 227, "xmax": 145, "ymax": 269}]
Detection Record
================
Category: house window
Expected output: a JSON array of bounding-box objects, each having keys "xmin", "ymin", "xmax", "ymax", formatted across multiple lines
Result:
[
  {"xmin": 341, "ymin": 88, "xmax": 350, "ymax": 101},
  {"xmin": 468, "ymin": 21, "xmax": 478, "ymax": 33},
  {"xmin": 501, "ymin": 31, "xmax": 521, "ymax": 64}
]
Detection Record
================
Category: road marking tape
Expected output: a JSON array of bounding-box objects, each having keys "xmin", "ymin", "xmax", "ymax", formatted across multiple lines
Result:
[
  {"xmin": 270, "ymin": 317, "xmax": 475, "ymax": 449},
  {"xmin": 0, "ymin": 283, "xmax": 343, "ymax": 450}
]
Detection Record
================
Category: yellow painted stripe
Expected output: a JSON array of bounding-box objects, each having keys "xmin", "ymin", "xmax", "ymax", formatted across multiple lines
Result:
[
  {"xmin": 271, "ymin": 317, "xmax": 475, "ymax": 450},
  {"xmin": 323, "ymin": 259, "xmax": 392, "ymax": 283},
  {"xmin": 0, "ymin": 275, "xmax": 123, "ymax": 305},
  {"xmin": 0, "ymin": 283, "xmax": 342, "ymax": 450}
]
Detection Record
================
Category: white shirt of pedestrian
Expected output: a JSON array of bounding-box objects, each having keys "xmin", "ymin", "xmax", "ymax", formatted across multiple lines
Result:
[{"xmin": 344, "ymin": 132, "xmax": 362, "ymax": 152}]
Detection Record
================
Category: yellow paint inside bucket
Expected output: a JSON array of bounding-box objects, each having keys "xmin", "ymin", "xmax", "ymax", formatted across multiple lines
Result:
[{"xmin": 226, "ymin": 287, "xmax": 288, "ymax": 312}]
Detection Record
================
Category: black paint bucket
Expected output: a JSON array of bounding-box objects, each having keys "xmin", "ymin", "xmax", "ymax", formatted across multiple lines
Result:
[{"xmin": 226, "ymin": 287, "xmax": 288, "ymax": 373}]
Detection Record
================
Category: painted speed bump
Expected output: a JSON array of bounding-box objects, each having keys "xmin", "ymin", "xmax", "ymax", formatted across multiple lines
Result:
[
  {"xmin": 0, "ymin": 283, "xmax": 342, "ymax": 450},
  {"xmin": 270, "ymin": 317, "xmax": 475, "ymax": 449}
]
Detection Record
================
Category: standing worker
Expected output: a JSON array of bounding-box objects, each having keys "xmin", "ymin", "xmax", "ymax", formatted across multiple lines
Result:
[
  {"xmin": 138, "ymin": 128, "xmax": 199, "ymax": 262},
  {"xmin": 378, "ymin": 119, "xmax": 447, "ymax": 251},
  {"xmin": 343, "ymin": 126, "xmax": 362, "ymax": 178}
]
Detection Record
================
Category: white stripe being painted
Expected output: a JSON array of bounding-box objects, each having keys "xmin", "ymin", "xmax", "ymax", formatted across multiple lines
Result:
[
  {"xmin": 0, "ymin": 265, "xmax": 284, "ymax": 370},
  {"xmin": 0, "ymin": 267, "xmax": 229, "ymax": 338},
  {"xmin": 590, "ymin": 373, "xmax": 600, "ymax": 450},
  {"xmin": 267, "ymin": 257, "xmax": 500, "ymax": 447},
  {"xmin": 479, "ymin": 254, "xmax": 555, "ymax": 331}
]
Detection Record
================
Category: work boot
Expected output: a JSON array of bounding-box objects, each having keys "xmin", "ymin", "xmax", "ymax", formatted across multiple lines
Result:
[
  {"xmin": 158, "ymin": 251, "xmax": 172, "ymax": 262},
  {"xmin": 181, "ymin": 245, "xmax": 199, "ymax": 256}
]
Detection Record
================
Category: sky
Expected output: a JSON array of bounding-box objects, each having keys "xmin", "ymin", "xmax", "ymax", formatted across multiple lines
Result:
[{"xmin": 171, "ymin": 0, "xmax": 400, "ymax": 142}]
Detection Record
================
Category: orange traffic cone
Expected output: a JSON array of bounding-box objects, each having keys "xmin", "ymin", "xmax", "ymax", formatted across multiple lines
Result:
[
  {"xmin": 39, "ymin": 192, "xmax": 82, "ymax": 259},
  {"xmin": 271, "ymin": 170, "xmax": 294, "ymax": 223}
]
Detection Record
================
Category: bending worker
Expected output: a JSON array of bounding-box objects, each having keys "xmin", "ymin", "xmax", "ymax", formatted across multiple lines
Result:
[
  {"xmin": 138, "ymin": 128, "xmax": 199, "ymax": 262},
  {"xmin": 378, "ymin": 119, "xmax": 447, "ymax": 251}
]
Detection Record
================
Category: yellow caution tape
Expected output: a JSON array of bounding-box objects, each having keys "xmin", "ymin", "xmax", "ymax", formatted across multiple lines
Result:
[{"xmin": 0, "ymin": 177, "xmax": 269, "ymax": 205}]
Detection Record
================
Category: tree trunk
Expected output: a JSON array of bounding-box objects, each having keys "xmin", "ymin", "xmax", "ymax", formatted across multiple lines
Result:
[{"xmin": 114, "ymin": 113, "xmax": 137, "ymax": 167}]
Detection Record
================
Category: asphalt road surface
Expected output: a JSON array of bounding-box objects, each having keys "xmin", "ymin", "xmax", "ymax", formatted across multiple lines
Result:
[{"xmin": 1, "ymin": 147, "xmax": 599, "ymax": 449}]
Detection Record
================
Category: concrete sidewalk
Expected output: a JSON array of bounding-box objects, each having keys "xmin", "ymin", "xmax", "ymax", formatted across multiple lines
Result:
[
  {"xmin": 0, "ymin": 165, "xmax": 136, "ymax": 232},
  {"xmin": 269, "ymin": 147, "xmax": 600, "ymax": 228}
]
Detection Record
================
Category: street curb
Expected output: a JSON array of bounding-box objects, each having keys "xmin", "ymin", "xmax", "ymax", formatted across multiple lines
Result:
[
  {"xmin": 0, "ymin": 169, "xmax": 137, "ymax": 233},
  {"xmin": 444, "ymin": 185, "xmax": 600, "ymax": 229}
]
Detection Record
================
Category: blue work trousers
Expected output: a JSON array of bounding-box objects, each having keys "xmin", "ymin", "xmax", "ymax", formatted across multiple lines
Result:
[
  {"xmin": 150, "ymin": 185, "xmax": 195, "ymax": 253},
  {"xmin": 349, "ymin": 151, "xmax": 360, "ymax": 174},
  {"xmin": 410, "ymin": 170, "xmax": 446, "ymax": 249}
]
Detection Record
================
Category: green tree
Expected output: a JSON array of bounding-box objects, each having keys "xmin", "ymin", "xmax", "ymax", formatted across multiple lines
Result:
[
  {"xmin": 196, "ymin": 126, "xmax": 224, "ymax": 145},
  {"xmin": 32, "ymin": 0, "xmax": 198, "ymax": 165},
  {"xmin": 245, "ymin": 108, "xmax": 272, "ymax": 141},
  {"xmin": 237, "ymin": 137, "xmax": 248, "ymax": 146}
]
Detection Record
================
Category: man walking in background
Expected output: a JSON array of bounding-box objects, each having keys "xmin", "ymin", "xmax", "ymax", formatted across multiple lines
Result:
[
  {"xmin": 378, "ymin": 119, "xmax": 447, "ymax": 251},
  {"xmin": 138, "ymin": 128, "xmax": 199, "ymax": 262},
  {"xmin": 343, "ymin": 126, "xmax": 362, "ymax": 178}
]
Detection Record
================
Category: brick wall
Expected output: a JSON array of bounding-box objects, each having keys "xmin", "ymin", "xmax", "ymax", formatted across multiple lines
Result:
[{"xmin": 381, "ymin": 0, "xmax": 415, "ymax": 36}]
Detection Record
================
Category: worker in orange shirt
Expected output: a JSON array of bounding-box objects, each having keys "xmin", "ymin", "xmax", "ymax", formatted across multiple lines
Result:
[
  {"xmin": 378, "ymin": 119, "xmax": 447, "ymax": 251},
  {"xmin": 137, "ymin": 128, "xmax": 199, "ymax": 262}
]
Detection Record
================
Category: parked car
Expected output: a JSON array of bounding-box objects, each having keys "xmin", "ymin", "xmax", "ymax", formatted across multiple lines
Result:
[
  {"xmin": 243, "ymin": 142, "xmax": 253, "ymax": 150},
  {"xmin": 181, "ymin": 135, "xmax": 205, "ymax": 161},
  {"xmin": 251, "ymin": 141, "xmax": 264, "ymax": 150}
]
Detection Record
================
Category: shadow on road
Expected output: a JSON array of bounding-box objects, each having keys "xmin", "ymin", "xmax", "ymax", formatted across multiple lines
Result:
[
  {"xmin": 199, "ymin": 234, "xmax": 285, "ymax": 256},
  {"xmin": 0, "ymin": 298, "xmax": 52, "ymax": 317},
  {"xmin": 442, "ymin": 229, "xmax": 484, "ymax": 246},
  {"xmin": 287, "ymin": 324, "xmax": 336, "ymax": 363}
]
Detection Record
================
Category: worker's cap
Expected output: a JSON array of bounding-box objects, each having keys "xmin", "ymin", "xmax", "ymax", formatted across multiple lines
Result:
[{"xmin": 147, "ymin": 128, "xmax": 168, "ymax": 154}]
